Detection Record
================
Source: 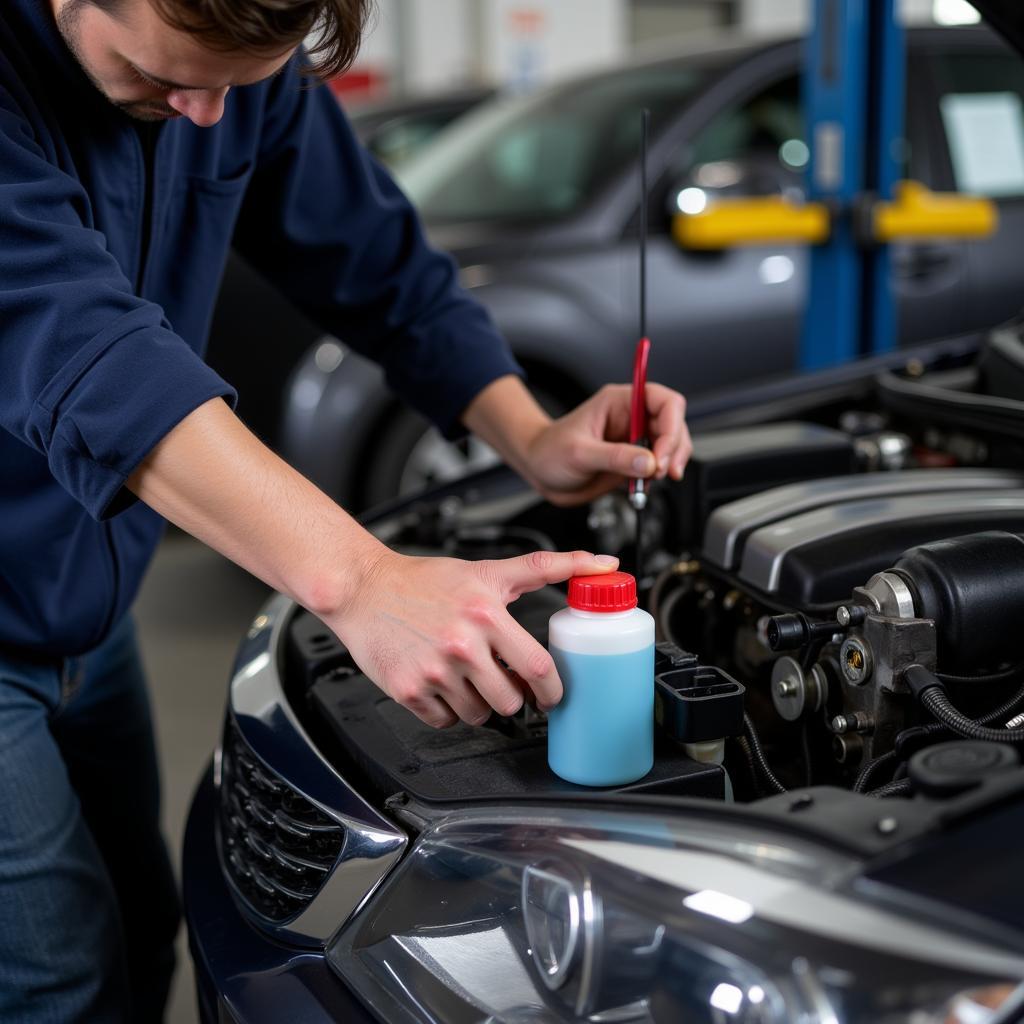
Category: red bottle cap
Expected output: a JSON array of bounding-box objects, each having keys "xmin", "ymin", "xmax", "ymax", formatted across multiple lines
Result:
[{"xmin": 568, "ymin": 571, "xmax": 637, "ymax": 612}]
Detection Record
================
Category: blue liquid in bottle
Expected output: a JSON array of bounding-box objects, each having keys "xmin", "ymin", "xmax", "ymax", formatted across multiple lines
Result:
[{"xmin": 548, "ymin": 645, "xmax": 654, "ymax": 787}]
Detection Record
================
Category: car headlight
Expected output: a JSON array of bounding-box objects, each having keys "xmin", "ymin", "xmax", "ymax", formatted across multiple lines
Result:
[{"xmin": 326, "ymin": 806, "xmax": 1023, "ymax": 1023}]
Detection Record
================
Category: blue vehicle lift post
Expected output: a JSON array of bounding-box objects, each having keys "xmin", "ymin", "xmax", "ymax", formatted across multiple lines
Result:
[
  {"xmin": 801, "ymin": 0, "xmax": 904, "ymax": 370},
  {"xmin": 671, "ymin": 4, "xmax": 994, "ymax": 354}
]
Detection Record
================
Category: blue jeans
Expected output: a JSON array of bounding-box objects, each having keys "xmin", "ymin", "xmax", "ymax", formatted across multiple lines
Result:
[{"xmin": 0, "ymin": 617, "xmax": 180, "ymax": 1023}]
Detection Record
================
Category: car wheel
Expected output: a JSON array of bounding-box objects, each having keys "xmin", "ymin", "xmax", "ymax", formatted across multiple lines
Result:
[{"xmin": 360, "ymin": 390, "xmax": 564, "ymax": 509}]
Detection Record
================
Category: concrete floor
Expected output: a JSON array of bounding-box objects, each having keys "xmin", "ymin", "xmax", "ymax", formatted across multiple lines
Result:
[{"xmin": 135, "ymin": 530, "xmax": 271, "ymax": 1024}]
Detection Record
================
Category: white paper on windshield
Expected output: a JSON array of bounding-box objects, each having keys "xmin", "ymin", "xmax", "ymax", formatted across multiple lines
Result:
[{"xmin": 939, "ymin": 91, "xmax": 1024, "ymax": 196}]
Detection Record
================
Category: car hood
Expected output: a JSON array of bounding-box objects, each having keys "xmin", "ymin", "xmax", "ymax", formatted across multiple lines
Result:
[{"xmin": 973, "ymin": 0, "xmax": 1024, "ymax": 56}]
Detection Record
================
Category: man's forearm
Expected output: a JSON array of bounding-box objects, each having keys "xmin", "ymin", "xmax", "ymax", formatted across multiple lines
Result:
[
  {"xmin": 462, "ymin": 375, "xmax": 552, "ymax": 482},
  {"xmin": 126, "ymin": 397, "xmax": 387, "ymax": 618}
]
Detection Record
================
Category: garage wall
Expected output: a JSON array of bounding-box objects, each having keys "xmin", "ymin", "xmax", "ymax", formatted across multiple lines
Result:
[{"xmin": 478, "ymin": 0, "xmax": 627, "ymax": 89}]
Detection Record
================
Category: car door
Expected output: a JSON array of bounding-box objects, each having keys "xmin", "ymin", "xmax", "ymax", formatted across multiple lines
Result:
[
  {"xmin": 641, "ymin": 68, "xmax": 806, "ymax": 394},
  {"xmin": 923, "ymin": 39, "xmax": 1024, "ymax": 334},
  {"xmin": 632, "ymin": 43, "xmax": 963, "ymax": 397}
]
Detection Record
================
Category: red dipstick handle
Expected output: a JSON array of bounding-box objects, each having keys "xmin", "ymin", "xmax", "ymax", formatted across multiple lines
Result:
[{"xmin": 629, "ymin": 336, "xmax": 651, "ymax": 509}]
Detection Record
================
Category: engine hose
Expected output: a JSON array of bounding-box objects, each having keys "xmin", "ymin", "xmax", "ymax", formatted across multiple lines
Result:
[
  {"xmin": 742, "ymin": 713, "xmax": 786, "ymax": 795},
  {"xmin": 853, "ymin": 749, "xmax": 897, "ymax": 793},
  {"xmin": 853, "ymin": 683, "xmax": 1024, "ymax": 794},
  {"xmin": 869, "ymin": 778, "xmax": 912, "ymax": 799},
  {"xmin": 982, "ymin": 684, "xmax": 1024, "ymax": 725},
  {"xmin": 734, "ymin": 737, "xmax": 762, "ymax": 799},
  {"xmin": 917, "ymin": 684, "xmax": 1024, "ymax": 741},
  {"xmin": 905, "ymin": 665, "xmax": 1024, "ymax": 744}
]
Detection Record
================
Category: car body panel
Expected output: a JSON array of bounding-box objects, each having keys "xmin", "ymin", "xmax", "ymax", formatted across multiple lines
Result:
[{"xmin": 184, "ymin": 770, "xmax": 375, "ymax": 1024}]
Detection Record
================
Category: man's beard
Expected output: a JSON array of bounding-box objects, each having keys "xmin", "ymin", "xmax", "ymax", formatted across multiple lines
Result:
[{"xmin": 55, "ymin": 0, "xmax": 179, "ymax": 122}]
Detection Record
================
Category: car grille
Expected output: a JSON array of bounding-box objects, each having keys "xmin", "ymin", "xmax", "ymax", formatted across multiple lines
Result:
[{"xmin": 218, "ymin": 717, "xmax": 345, "ymax": 922}]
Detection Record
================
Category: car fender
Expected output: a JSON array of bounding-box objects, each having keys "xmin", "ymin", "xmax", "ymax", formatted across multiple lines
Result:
[
  {"xmin": 280, "ymin": 279, "xmax": 620, "ymax": 507},
  {"xmin": 280, "ymin": 337, "xmax": 394, "ymax": 508},
  {"xmin": 467, "ymin": 275, "xmax": 625, "ymax": 394}
]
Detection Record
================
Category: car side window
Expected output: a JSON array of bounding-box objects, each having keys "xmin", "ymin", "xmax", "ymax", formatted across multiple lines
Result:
[
  {"xmin": 667, "ymin": 75, "xmax": 806, "ymax": 209},
  {"xmin": 692, "ymin": 75, "xmax": 805, "ymax": 181},
  {"xmin": 664, "ymin": 70, "xmax": 926, "ymax": 215},
  {"xmin": 368, "ymin": 114, "xmax": 460, "ymax": 169},
  {"xmin": 930, "ymin": 51, "xmax": 1024, "ymax": 198}
]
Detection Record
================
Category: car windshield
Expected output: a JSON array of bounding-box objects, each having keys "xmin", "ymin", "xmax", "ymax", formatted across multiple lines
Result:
[{"xmin": 396, "ymin": 57, "xmax": 715, "ymax": 224}]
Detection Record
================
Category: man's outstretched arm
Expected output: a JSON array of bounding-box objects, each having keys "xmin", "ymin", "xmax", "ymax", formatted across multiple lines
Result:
[
  {"xmin": 463, "ymin": 374, "xmax": 693, "ymax": 507},
  {"xmin": 127, "ymin": 397, "xmax": 618, "ymax": 728}
]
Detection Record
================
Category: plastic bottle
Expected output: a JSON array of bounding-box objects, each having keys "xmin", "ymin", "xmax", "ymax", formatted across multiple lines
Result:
[{"xmin": 547, "ymin": 571, "xmax": 655, "ymax": 787}]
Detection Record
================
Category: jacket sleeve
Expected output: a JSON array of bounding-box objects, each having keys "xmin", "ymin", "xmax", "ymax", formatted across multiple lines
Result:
[
  {"xmin": 232, "ymin": 64, "xmax": 523, "ymax": 438},
  {"xmin": 0, "ymin": 94, "xmax": 236, "ymax": 521}
]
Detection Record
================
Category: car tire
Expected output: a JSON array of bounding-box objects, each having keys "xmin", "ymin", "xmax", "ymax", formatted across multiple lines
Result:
[{"xmin": 359, "ymin": 389, "xmax": 565, "ymax": 510}]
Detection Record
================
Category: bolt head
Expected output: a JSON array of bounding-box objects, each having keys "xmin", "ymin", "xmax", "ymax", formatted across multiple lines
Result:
[
  {"xmin": 831, "ymin": 715, "xmax": 848, "ymax": 734},
  {"xmin": 775, "ymin": 678, "xmax": 797, "ymax": 698},
  {"xmin": 877, "ymin": 817, "xmax": 899, "ymax": 835},
  {"xmin": 837, "ymin": 606, "xmax": 851, "ymax": 627}
]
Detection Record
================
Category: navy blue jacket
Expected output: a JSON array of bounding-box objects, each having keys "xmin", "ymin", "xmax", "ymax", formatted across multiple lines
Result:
[{"xmin": 0, "ymin": 0, "xmax": 520, "ymax": 658}]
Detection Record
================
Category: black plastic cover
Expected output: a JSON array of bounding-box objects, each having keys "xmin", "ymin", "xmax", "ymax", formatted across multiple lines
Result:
[
  {"xmin": 865, "ymin": 800, "xmax": 1024, "ymax": 935},
  {"xmin": 667, "ymin": 422, "xmax": 857, "ymax": 548},
  {"xmin": 774, "ymin": 514, "xmax": 1024, "ymax": 612},
  {"xmin": 894, "ymin": 531, "xmax": 1024, "ymax": 670},
  {"xmin": 286, "ymin": 612, "xmax": 349, "ymax": 689},
  {"xmin": 654, "ymin": 643, "xmax": 745, "ymax": 743},
  {"xmin": 298, "ymin": 592, "xmax": 725, "ymax": 804},
  {"xmin": 310, "ymin": 672, "xmax": 724, "ymax": 802},
  {"xmin": 908, "ymin": 741, "xmax": 1020, "ymax": 798}
]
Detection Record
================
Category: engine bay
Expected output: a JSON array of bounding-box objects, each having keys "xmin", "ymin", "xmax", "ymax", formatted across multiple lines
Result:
[{"xmin": 286, "ymin": 336, "xmax": 1024, "ymax": 816}]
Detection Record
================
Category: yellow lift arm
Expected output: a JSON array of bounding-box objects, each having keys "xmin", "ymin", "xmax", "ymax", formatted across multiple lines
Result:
[{"xmin": 671, "ymin": 180, "xmax": 997, "ymax": 251}]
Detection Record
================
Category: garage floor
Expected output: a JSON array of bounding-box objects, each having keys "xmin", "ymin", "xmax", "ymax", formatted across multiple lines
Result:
[{"xmin": 135, "ymin": 530, "xmax": 270, "ymax": 1024}]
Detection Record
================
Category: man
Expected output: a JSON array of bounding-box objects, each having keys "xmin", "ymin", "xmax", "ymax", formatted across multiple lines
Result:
[{"xmin": 0, "ymin": 0, "xmax": 691, "ymax": 1019}]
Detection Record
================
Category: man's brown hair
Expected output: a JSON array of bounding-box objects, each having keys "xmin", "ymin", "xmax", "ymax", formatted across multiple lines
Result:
[{"xmin": 86, "ymin": 0, "xmax": 373, "ymax": 80}]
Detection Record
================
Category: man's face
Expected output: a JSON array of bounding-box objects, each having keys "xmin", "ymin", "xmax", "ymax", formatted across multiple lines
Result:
[{"xmin": 52, "ymin": 0, "xmax": 296, "ymax": 125}]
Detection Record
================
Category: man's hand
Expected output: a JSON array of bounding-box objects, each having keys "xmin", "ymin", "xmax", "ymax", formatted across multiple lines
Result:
[
  {"xmin": 128, "ymin": 399, "xmax": 621, "ymax": 730},
  {"xmin": 464, "ymin": 376, "xmax": 692, "ymax": 507},
  {"xmin": 331, "ymin": 548, "xmax": 618, "ymax": 728},
  {"xmin": 521, "ymin": 382, "xmax": 691, "ymax": 506}
]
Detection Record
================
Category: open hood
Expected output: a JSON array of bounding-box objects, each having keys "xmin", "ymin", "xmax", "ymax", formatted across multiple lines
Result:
[{"xmin": 973, "ymin": 0, "xmax": 1024, "ymax": 57}]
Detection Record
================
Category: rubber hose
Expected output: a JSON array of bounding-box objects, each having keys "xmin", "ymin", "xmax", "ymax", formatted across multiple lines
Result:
[
  {"xmin": 980, "ymin": 683, "xmax": 1024, "ymax": 725},
  {"xmin": 853, "ymin": 684, "xmax": 1024, "ymax": 793},
  {"xmin": 734, "ymin": 737, "xmax": 762, "ymax": 799},
  {"xmin": 853, "ymin": 749, "xmax": 897, "ymax": 793},
  {"xmin": 918, "ymin": 684, "xmax": 1024, "ymax": 734},
  {"xmin": 906, "ymin": 665, "xmax": 1024, "ymax": 743},
  {"xmin": 869, "ymin": 778, "xmax": 912, "ymax": 799},
  {"xmin": 921, "ymin": 687, "xmax": 1024, "ymax": 743},
  {"xmin": 742, "ymin": 713, "xmax": 786, "ymax": 794}
]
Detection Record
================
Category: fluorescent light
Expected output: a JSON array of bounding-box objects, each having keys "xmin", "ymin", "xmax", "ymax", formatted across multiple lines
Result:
[{"xmin": 933, "ymin": 0, "xmax": 980, "ymax": 25}]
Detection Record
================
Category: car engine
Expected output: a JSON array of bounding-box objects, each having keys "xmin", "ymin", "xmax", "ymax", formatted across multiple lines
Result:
[{"xmin": 280, "ymin": 341, "xmax": 1024, "ymax": 822}]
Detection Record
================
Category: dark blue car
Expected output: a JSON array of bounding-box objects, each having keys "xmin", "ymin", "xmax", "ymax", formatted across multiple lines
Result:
[{"xmin": 185, "ymin": 325, "xmax": 1024, "ymax": 1022}]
